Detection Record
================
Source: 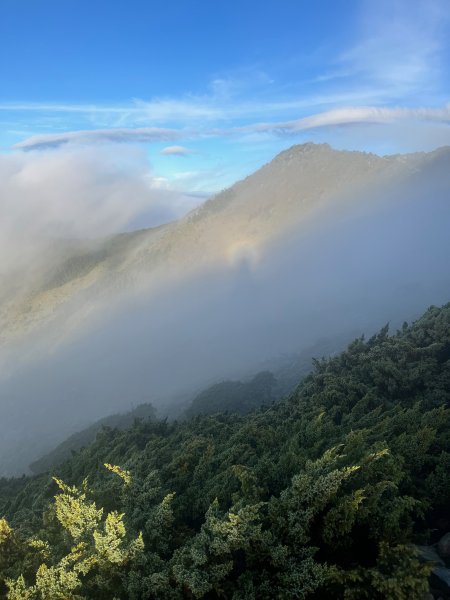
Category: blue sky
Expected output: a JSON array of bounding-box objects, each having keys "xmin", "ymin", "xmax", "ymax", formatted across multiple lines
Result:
[{"xmin": 1, "ymin": 0, "xmax": 450, "ymax": 198}]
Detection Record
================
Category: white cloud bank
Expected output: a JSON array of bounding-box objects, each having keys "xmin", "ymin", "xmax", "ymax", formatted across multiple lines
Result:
[{"xmin": 0, "ymin": 146, "xmax": 203, "ymax": 279}]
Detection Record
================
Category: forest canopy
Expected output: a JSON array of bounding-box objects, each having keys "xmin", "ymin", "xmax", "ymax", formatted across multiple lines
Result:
[{"xmin": 1, "ymin": 302, "xmax": 450, "ymax": 599}]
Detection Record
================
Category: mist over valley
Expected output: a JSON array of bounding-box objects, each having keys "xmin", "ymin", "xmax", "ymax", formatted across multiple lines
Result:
[{"xmin": 1, "ymin": 143, "xmax": 449, "ymax": 475}]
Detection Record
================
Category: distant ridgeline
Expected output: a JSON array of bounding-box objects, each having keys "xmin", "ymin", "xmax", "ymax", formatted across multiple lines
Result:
[
  {"xmin": 183, "ymin": 371, "xmax": 277, "ymax": 419},
  {"xmin": 28, "ymin": 373, "xmax": 278, "ymax": 476},
  {"xmin": 183, "ymin": 335, "xmax": 348, "ymax": 420},
  {"xmin": 1, "ymin": 303, "xmax": 450, "ymax": 599},
  {"xmin": 29, "ymin": 403, "xmax": 157, "ymax": 475},
  {"xmin": 29, "ymin": 338, "xmax": 335, "ymax": 475}
]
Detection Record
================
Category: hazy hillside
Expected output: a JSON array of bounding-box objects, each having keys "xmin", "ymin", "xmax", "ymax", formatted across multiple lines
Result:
[
  {"xmin": 1, "ymin": 143, "xmax": 450, "ymax": 475},
  {"xmin": 1, "ymin": 302, "xmax": 449, "ymax": 599},
  {"xmin": 0, "ymin": 143, "xmax": 429, "ymax": 349}
]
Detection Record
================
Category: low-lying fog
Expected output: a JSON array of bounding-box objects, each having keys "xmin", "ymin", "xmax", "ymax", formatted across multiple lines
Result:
[{"xmin": 1, "ymin": 146, "xmax": 449, "ymax": 475}]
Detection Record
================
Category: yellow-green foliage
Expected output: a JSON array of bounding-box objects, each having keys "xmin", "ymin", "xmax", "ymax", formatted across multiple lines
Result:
[
  {"xmin": 4, "ymin": 467, "xmax": 144, "ymax": 599},
  {"xmin": 104, "ymin": 463, "xmax": 132, "ymax": 486},
  {"xmin": 94, "ymin": 511, "xmax": 144, "ymax": 565},
  {"xmin": 52, "ymin": 478, "xmax": 103, "ymax": 541},
  {"xmin": 0, "ymin": 519, "xmax": 12, "ymax": 545}
]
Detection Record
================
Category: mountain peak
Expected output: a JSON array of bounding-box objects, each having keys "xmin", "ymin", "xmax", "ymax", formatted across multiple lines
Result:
[{"xmin": 273, "ymin": 142, "xmax": 332, "ymax": 160}]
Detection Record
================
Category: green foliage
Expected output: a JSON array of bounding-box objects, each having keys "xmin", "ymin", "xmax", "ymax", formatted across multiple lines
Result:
[
  {"xmin": 185, "ymin": 371, "xmax": 277, "ymax": 418},
  {"xmin": 1, "ymin": 302, "xmax": 450, "ymax": 597},
  {"xmin": 330, "ymin": 543, "xmax": 431, "ymax": 599},
  {"xmin": 30, "ymin": 404, "xmax": 156, "ymax": 475},
  {"xmin": 2, "ymin": 466, "xmax": 144, "ymax": 599}
]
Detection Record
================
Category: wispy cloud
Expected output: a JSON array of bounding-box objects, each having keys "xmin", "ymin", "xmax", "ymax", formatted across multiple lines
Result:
[
  {"xmin": 329, "ymin": 0, "xmax": 450, "ymax": 102},
  {"xmin": 1, "ymin": 92, "xmax": 388, "ymax": 130},
  {"xmin": 13, "ymin": 104, "xmax": 450, "ymax": 151},
  {"xmin": 0, "ymin": 102, "xmax": 130, "ymax": 114},
  {"xmin": 241, "ymin": 105, "xmax": 450, "ymax": 134},
  {"xmin": 160, "ymin": 145, "xmax": 196, "ymax": 156},
  {"xmin": 13, "ymin": 127, "xmax": 188, "ymax": 151}
]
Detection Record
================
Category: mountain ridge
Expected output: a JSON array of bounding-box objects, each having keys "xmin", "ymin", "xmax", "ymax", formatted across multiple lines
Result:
[{"xmin": 2, "ymin": 142, "xmax": 449, "ymax": 351}]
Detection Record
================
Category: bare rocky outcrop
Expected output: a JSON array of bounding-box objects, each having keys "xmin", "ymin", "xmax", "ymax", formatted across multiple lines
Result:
[{"xmin": 416, "ymin": 533, "xmax": 450, "ymax": 599}]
